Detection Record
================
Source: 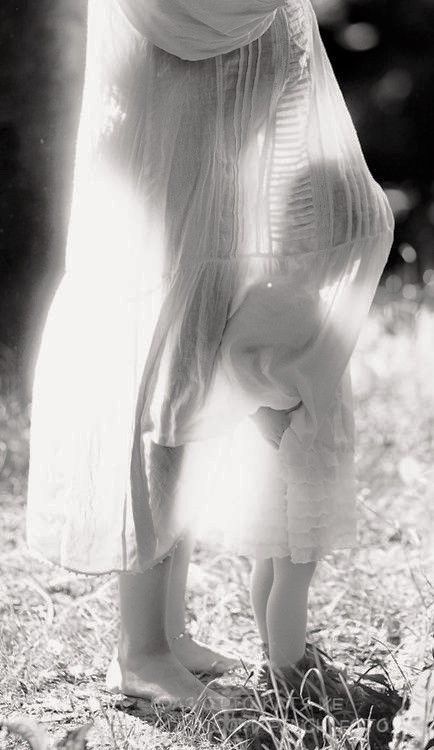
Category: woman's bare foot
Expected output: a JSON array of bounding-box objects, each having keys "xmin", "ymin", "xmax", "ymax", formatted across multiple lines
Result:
[
  {"xmin": 170, "ymin": 633, "xmax": 239, "ymax": 675},
  {"xmin": 105, "ymin": 648, "xmax": 228, "ymax": 709}
]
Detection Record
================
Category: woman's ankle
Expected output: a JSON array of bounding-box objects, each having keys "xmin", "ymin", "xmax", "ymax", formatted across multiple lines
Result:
[
  {"xmin": 166, "ymin": 623, "xmax": 187, "ymax": 641},
  {"xmin": 116, "ymin": 635, "xmax": 170, "ymax": 663}
]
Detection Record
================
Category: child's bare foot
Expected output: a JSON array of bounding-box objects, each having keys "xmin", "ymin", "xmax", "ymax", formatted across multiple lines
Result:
[
  {"xmin": 170, "ymin": 633, "xmax": 239, "ymax": 675},
  {"xmin": 105, "ymin": 649, "xmax": 228, "ymax": 709}
]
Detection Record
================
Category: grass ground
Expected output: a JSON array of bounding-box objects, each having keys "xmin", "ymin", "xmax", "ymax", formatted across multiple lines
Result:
[{"xmin": 0, "ymin": 290, "xmax": 433, "ymax": 749}]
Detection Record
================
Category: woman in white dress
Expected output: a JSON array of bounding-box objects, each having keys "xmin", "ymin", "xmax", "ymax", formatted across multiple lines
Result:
[{"xmin": 26, "ymin": 0, "xmax": 393, "ymax": 705}]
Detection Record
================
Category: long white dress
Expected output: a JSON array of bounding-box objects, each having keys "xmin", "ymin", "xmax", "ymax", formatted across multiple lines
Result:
[{"xmin": 26, "ymin": 0, "xmax": 394, "ymax": 573}]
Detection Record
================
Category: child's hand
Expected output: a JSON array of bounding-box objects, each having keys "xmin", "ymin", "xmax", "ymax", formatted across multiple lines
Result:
[{"xmin": 249, "ymin": 405, "xmax": 300, "ymax": 450}]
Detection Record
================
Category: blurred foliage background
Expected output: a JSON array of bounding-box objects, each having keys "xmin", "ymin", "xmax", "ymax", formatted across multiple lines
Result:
[{"xmin": 1, "ymin": 0, "xmax": 434, "ymax": 387}]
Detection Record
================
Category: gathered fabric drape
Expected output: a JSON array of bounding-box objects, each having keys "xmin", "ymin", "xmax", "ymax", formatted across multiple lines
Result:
[
  {"xmin": 116, "ymin": 0, "xmax": 286, "ymax": 59},
  {"xmin": 26, "ymin": 0, "xmax": 393, "ymax": 573}
]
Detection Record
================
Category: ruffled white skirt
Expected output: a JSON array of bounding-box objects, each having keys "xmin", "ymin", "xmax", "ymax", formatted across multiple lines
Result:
[{"xmin": 153, "ymin": 367, "xmax": 357, "ymax": 563}]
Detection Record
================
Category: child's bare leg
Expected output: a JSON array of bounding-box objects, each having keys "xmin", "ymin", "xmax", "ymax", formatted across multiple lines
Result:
[
  {"xmin": 250, "ymin": 559, "xmax": 274, "ymax": 654},
  {"xmin": 106, "ymin": 556, "xmax": 225, "ymax": 707},
  {"xmin": 166, "ymin": 533, "xmax": 238, "ymax": 674},
  {"xmin": 266, "ymin": 556, "xmax": 317, "ymax": 668}
]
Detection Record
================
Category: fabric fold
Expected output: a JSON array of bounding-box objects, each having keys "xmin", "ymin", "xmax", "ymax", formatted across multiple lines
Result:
[{"xmin": 116, "ymin": 0, "xmax": 286, "ymax": 60}]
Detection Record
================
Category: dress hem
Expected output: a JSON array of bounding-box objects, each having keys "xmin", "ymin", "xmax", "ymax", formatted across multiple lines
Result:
[
  {"xmin": 25, "ymin": 537, "xmax": 183, "ymax": 577},
  {"xmin": 25, "ymin": 534, "xmax": 359, "ymax": 575}
]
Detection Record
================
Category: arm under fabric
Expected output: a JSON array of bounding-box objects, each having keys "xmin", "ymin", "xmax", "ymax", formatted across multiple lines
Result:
[
  {"xmin": 115, "ymin": 0, "xmax": 286, "ymax": 59},
  {"xmin": 216, "ymin": 3, "xmax": 394, "ymax": 451}
]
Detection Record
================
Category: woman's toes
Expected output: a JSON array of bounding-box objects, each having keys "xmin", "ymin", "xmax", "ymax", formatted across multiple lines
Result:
[
  {"xmin": 170, "ymin": 634, "xmax": 239, "ymax": 675},
  {"xmin": 105, "ymin": 649, "xmax": 228, "ymax": 709}
]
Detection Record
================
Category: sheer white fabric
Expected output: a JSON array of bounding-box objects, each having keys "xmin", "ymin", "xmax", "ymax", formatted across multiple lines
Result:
[
  {"xmin": 116, "ymin": 0, "xmax": 285, "ymax": 59},
  {"xmin": 26, "ymin": 0, "xmax": 393, "ymax": 573}
]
